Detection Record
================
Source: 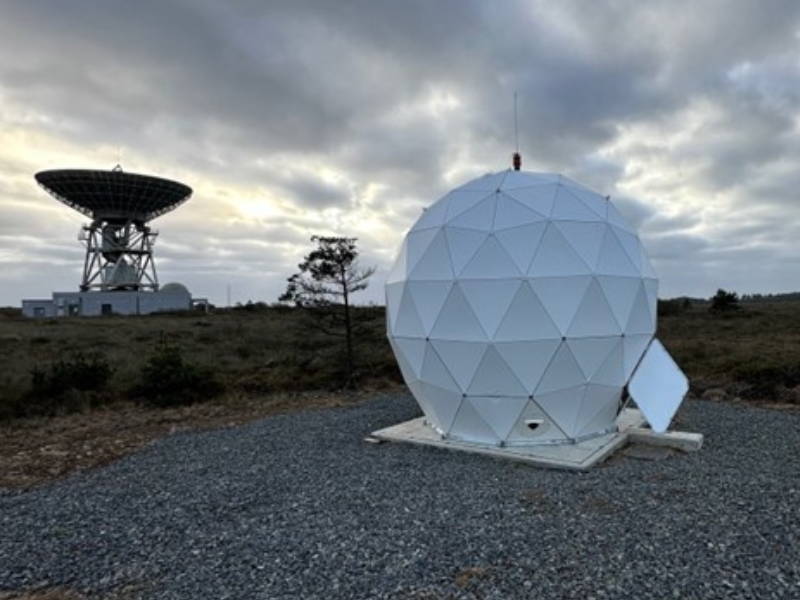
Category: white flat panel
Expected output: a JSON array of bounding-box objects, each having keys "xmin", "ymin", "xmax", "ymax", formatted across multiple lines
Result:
[
  {"xmin": 495, "ymin": 339, "xmax": 561, "ymax": 392},
  {"xmin": 421, "ymin": 382, "xmax": 464, "ymax": 433},
  {"xmin": 535, "ymin": 342, "xmax": 585, "ymax": 395},
  {"xmin": 405, "ymin": 378, "xmax": 438, "ymax": 429},
  {"xmin": 567, "ymin": 278, "xmax": 622, "ymax": 338},
  {"xmin": 391, "ymin": 337, "xmax": 429, "ymax": 380},
  {"xmin": 506, "ymin": 399, "xmax": 568, "ymax": 444},
  {"xmin": 449, "ymin": 195, "xmax": 497, "ymax": 231},
  {"xmin": 467, "ymin": 346, "xmax": 527, "ymax": 396},
  {"xmin": 613, "ymin": 229, "xmax": 644, "ymax": 272},
  {"xmin": 562, "ymin": 186, "xmax": 608, "ymax": 220},
  {"xmin": 528, "ymin": 224, "xmax": 592, "ymax": 277},
  {"xmin": 644, "ymin": 278, "xmax": 659, "ymax": 324},
  {"xmin": 421, "ymin": 344, "xmax": 461, "ymax": 392},
  {"xmin": 385, "ymin": 281, "xmax": 405, "ymax": 331},
  {"xmin": 460, "ymin": 236, "xmax": 520, "ymax": 279},
  {"xmin": 534, "ymin": 385, "xmax": 586, "ymax": 438},
  {"xmin": 430, "ymin": 340, "xmax": 488, "ymax": 392},
  {"xmin": 386, "ymin": 239, "xmax": 408, "ymax": 284},
  {"xmin": 448, "ymin": 397, "xmax": 501, "ymax": 445},
  {"xmin": 411, "ymin": 198, "xmax": 449, "ymax": 232},
  {"xmin": 639, "ymin": 247, "xmax": 658, "ymax": 278},
  {"xmin": 495, "ymin": 222, "xmax": 548, "ymax": 274},
  {"xmin": 554, "ymin": 222, "xmax": 607, "ymax": 271},
  {"xmin": 430, "ymin": 285, "xmax": 488, "ymax": 342},
  {"xmin": 467, "ymin": 396, "xmax": 529, "ymax": 441},
  {"xmin": 597, "ymin": 276, "xmax": 641, "ymax": 333},
  {"xmin": 624, "ymin": 283, "xmax": 656, "ymax": 335},
  {"xmin": 406, "ymin": 280, "xmax": 453, "ymax": 336},
  {"xmin": 622, "ymin": 334, "xmax": 653, "ymax": 380},
  {"xmin": 409, "ymin": 230, "xmax": 454, "ymax": 281},
  {"xmin": 596, "ymin": 228, "xmax": 639, "ymax": 277},
  {"xmin": 494, "ymin": 282, "xmax": 562, "ymax": 342},
  {"xmin": 460, "ymin": 279, "xmax": 521, "ymax": 338},
  {"xmin": 502, "ymin": 171, "xmax": 553, "ymax": 189},
  {"xmin": 628, "ymin": 339, "xmax": 688, "ymax": 433},
  {"xmin": 530, "ymin": 276, "xmax": 592, "ymax": 336},
  {"xmin": 444, "ymin": 190, "xmax": 494, "ymax": 221},
  {"xmin": 566, "ymin": 336, "xmax": 620, "ymax": 380},
  {"xmin": 494, "ymin": 193, "xmax": 548, "ymax": 229},
  {"xmin": 590, "ymin": 338, "xmax": 626, "ymax": 386},
  {"xmin": 504, "ymin": 186, "xmax": 556, "ymax": 218},
  {"xmin": 392, "ymin": 285, "xmax": 425, "ymax": 337},
  {"xmin": 575, "ymin": 384, "xmax": 622, "ymax": 437},
  {"xmin": 551, "ymin": 186, "xmax": 604, "ymax": 222},
  {"xmin": 444, "ymin": 227, "xmax": 488, "ymax": 276},
  {"xmin": 405, "ymin": 228, "xmax": 440, "ymax": 275}
]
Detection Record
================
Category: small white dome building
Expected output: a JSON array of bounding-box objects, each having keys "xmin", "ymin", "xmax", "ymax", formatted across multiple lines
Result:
[{"xmin": 386, "ymin": 168, "xmax": 687, "ymax": 446}]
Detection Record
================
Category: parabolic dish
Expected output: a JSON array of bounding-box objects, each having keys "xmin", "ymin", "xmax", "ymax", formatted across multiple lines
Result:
[{"xmin": 35, "ymin": 169, "xmax": 192, "ymax": 222}]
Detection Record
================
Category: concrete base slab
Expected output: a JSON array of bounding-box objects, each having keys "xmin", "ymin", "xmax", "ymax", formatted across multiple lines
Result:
[
  {"xmin": 370, "ymin": 409, "xmax": 647, "ymax": 471},
  {"xmin": 370, "ymin": 409, "xmax": 703, "ymax": 471}
]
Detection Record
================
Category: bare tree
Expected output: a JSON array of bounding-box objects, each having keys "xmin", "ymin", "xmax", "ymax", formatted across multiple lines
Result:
[{"xmin": 279, "ymin": 236, "xmax": 376, "ymax": 385}]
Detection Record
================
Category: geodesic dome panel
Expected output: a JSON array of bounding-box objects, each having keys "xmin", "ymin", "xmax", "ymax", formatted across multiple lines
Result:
[{"xmin": 386, "ymin": 170, "xmax": 662, "ymax": 446}]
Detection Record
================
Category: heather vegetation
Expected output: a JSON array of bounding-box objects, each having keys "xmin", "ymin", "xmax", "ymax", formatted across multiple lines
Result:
[{"xmin": 1, "ymin": 295, "xmax": 800, "ymax": 421}]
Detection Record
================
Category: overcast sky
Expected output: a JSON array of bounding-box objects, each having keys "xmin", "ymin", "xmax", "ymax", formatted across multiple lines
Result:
[{"xmin": 2, "ymin": 0, "xmax": 800, "ymax": 307}]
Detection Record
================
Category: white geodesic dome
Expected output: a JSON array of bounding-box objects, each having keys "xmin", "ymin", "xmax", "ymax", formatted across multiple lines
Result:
[{"xmin": 386, "ymin": 169, "xmax": 685, "ymax": 446}]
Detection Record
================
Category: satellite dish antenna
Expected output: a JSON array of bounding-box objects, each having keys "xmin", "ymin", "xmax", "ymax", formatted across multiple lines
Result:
[{"xmin": 35, "ymin": 168, "xmax": 192, "ymax": 292}]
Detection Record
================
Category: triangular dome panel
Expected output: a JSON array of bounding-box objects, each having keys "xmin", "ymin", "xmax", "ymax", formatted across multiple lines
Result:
[
  {"xmin": 458, "ymin": 171, "xmax": 509, "ymax": 192},
  {"xmin": 420, "ymin": 343, "xmax": 461, "ymax": 393},
  {"xmin": 494, "ymin": 193, "xmax": 548, "ymax": 229},
  {"xmin": 466, "ymin": 345, "xmax": 527, "ymax": 396},
  {"xmin": 494, "ymin": 282, "xmax": 562, "ymax": 342},
  {"xmin": 444, "ymin": 190, "xmax": 494, "ymax": 222},
  {"xmin": 444, "ymin": 227, "xmax": 488, "ymax": 276},
  {"xmin": 430, "ymin": 339, "xmax": 488, "ymax": 392},
  {"xmin": 503, "ymin": 185, "xmax": 556, "ymax": 218},
  {"xmin": 430, "ymin": 284, "xmax": 487, "ymax": 342},
  {"xmin": 390, "ymin": 337, "xmax": 429, "ymax": 381},
  {"xmin": 448, "ymin": 397, "xmax": 501, "ymax": 445},
  {"xmin": 528, "ymin": 224, "xmax": 592, "ymax": 277},
  {"xmin": 554, "ymin": 222, "xmax": 607, "ymax": 271},
  {"xmin": 561, "ymin": 185, "xmax": 608, "ymax": 220},
  {"xmin": 409, "ymin": 229, "xmax": 454, "ymax": 281},
  {"xmin": 494, "ymin": 339, "xmax": 561, "ymax": 392},
  {"xmin": 467, "ymin": 396, "xmax": 529, "ymax": 441},
  {"xmin": 420, "ymin": 382, "xmax": 464, "ymax": 433},
  {"xmin": 460, "ymin": 236, "xmax": 521, "ymax": 279},
  {"xmin": 596, "ymin": 276, "xmax": 641, "ymax": 333},
  {"xmin": 644, "ymin": 278, "xmax": 659, "ymax": 323},
  {"xmin": 622, "ymin": 334, "xmax": 653, "ymax": 380},
  {"xmin": 505, "ymin": 400, "xmax": 568, "ymax": 444},
  {"xmin": 606, "ymin": 202, "xmax": 636, "ymax": 234},
  {"xmin": 566, "ymin": 336, "xmax": 621, "ymax": 381},
  {"xmin": 405, "ymin": 280, "xmax": 453, "ymax": 336},
  {"xmin": 529, "ymin": 276, "xmax": 593, "ymax": 336},
  {"xmin": 390, "ymin": 284, "xmax": 425, "ymax": 338},
  {"xmin": 596, "ymin": 228, "xmax": 639, "ymax": 277},
  {"xmin": 460, "ymin": 279, "xmax": 521, "ymax": 338},
  {"xmin": 535, "ymin": 341, "xmax": 585, "ymax": 395},
  {"xmin": 404, "ymin": 228, "xmax": 440, "ymax": 275},
  {"xmin": 410, "ymin": 199, "xmax": 449, "ymax": 232},
  {"xmin": 640, "ymin": 247, "xmax": 658, "ymax": 278},
  {"xmin": 502, "ymin": 171, "xmax": 552, "ymax": 189},
  {"xmin": 590, "ymin": 338, "xmax": 626, "ymax": 386},
  {"xmin": 449, "ymin": 195, "xmax": 498, "ymax": 231},
  {"xmin": 574, "ymin": 384, "xmax": 622, "ymax": 437},
  {"xmin": 613, "ymin": 229, "xmax": 644, "ymax": 272},
  {"xmin": 551, "ymin": 186, "xmax": 604, "ymax": 222},
  {"xmin": 495, "ymin": 222, "xmax": 548, "ymax": 274},
  {"xmin": 625, "ymin": 283, "xmax": 655, "ymax": 335},
  {"xmin": 567, "ymin": 278, "xmax": 622, "ymax": 338},
  {"xmin": 534, "ymin": 384, "xmax": 586, "ymax": 439}
]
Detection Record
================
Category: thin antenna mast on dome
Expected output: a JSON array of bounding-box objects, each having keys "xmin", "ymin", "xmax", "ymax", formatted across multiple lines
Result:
[{"xmin": 512, "ymin": 91, "xmax": 522, "ymax": 171}]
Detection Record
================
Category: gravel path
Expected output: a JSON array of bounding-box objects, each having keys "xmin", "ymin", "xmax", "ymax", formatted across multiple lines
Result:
[{"xmin": 1, "ymin": 394, "xmax": 799, "ymax": 600}]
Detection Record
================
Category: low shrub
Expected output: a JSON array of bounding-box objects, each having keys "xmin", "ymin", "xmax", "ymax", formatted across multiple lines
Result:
[{"xmin": 133, "ymin": 344, "xmax": 223, "ymax": 408}]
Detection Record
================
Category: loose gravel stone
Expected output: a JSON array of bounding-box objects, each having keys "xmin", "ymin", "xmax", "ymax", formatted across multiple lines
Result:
[{"xmin": 1, "ymin": 395, "xmax": 799, "ymax": 599}]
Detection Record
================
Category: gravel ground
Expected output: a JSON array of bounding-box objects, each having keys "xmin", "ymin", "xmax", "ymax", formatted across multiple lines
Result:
[{"xmin": 1, "ymin": 394, "xmax": 799, "ymax": 600}]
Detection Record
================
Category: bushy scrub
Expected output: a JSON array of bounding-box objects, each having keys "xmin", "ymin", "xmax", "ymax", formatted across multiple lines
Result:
[
  {"xmin": 134, "ymin": 344, "xmax": 222, "ymax": 408},
  {"xmin": 19, "ymin": 353, "xmax": 114, "ymax": 417}
]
